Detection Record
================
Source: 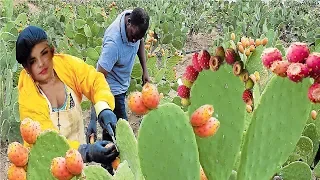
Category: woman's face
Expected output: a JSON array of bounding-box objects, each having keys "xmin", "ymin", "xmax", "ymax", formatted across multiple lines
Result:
[{"xmin": 26, "ymin": 41, "xmax": 54, "ymax": 84}]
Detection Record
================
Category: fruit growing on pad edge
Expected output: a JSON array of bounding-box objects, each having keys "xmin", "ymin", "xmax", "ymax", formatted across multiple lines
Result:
[
  {"xmin": 177, "ymin": 85, "xmax": 190, "ymax": 99},
  {"xmin": 242, "ymin": 89, "xmax": 253, "ymax": 106},
  {"xmin": 7, "ymin": 142, "xmax": 29, "ymax": 167},
  {"xmin": 261, "ymin": 48, "xmax": 283, "ymax": 68},
  {"xmin": 233, "ymin": 61, "xmax": 244, "ymax": 76},
  {"xmin": 65, "ymin": 149, "xmax": 84, "ymax": 175},
  {"xmin": 286, "ymin": 42, "xmax": 310, "ymax": 63},
  {"xmin": 311, "ymin": 110, "xmax": 318, "ymax": 120},
  {"xmin": 286, "ymin": 63, "xmax": 309, "ymax": 82},
  {"xmin": 7, "ymin": 163, "xmax": 26, "ymax": 180},
  {"xmin": 192, "ymin": 52, "xmax": 202, "ymax": 72},
  {"xmin": 270, "ymin": 61, "xmax": 290, "ymax": 77},
  {"xmin": 190, "ymin": 104, "xmax": 214, "ymax": 127},
  {"xmin": 128, "ymin": 91, "xmax": 149, "ymax": 115},
  {"xmin": 308, "ymin": 83, "xmax": 320, "ymax": 103},
  {"xmin": 183, "ymin": 65, "xmax": 199, "ymax": 82},
  {"xmin": 225, "ymin": 48, "xmax": 238, "ymax": 65},
  {"xmin": 112, "ymin": 157, "xmax": 120, "ymax": 170},
  {"xmin": 209, "ymin": 56, "xmax": 222, "ymax": 71},
  {"xmin": 306, "ymin": 52, "xmax": 320, "ymax": 79},
  {"xmin": 20, "ymin": 118, "xmax": 41, "ymax": 144},
  {"xmin": 141, "ymin": 83, "xmax": 160, "ymax": 109},
  {"xmin": 198, "ymin": 50, "xmax": 211, "ymax": 70},
  {"xmin": 50, "ymin": 157, "xmax": 74, "ymax": 180},
  {"xmin": 215, "ymin": 46, "xmax": 225, "ymax": 60},
  {"xmin": 193, "ymin": 117, "xmax": 220, "ymax": 138}
]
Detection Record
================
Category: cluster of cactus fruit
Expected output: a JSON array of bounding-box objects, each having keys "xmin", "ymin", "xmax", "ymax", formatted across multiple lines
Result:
[
  {"xmin": 127, "ymin": 82, "xmax": 161, "ymax": 115},
  {"xmin": 261, "ymin": 42, "xmax": 320, "ymax": 105},
  {"xmin": 177, "ymin": 33, "xmax": 266, "ymax": 114}
]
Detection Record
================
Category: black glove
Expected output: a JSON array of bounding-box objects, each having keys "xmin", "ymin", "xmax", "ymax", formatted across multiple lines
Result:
[
  {"xmin": 86, "ymin": 105, "xmax": 97, "ymax": 144},
  {"xmin": 78, "ymin": 140, "xmax": 119, "ymax": 165},
  {"xmin": 98, "ymin": 109, "xmax": 117, "ymax": 139}
]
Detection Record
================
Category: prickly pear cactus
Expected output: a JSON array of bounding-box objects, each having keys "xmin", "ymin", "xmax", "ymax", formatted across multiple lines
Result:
[
  {"xmin": 113, "ymin": 160, "xmax": 135, "ymax": 180},
  {"xmin": 237, "ymin": 76, "xmax": 312, "ymax": 180},
  {"xmin": 285, "ymin": 136, "xmax": 313, "ymax": 165},
  {"xmin": 138, "ymin": 103, "xmax": 200, "ymax": 180},
  {"xmin": 83, "ymin": 165, "xmax": 113, "ymax": 180},
  {"xmin": 27, "ymin": 130, "xmax": 70, "ymax": 179},
  {"xmin": 188, "ymin": 64, "xmax": 246, "ymax": 180},
  {"xmin": 278, "ymin": 161, "xmax": 312, "ymax": 180},
  {"xmin": 116, "ymin": 119, "xmax": 144, "ymax": 180},
  {"xmin": 302, "ymin": 123, "xmax": 319, "ymax": 165}
]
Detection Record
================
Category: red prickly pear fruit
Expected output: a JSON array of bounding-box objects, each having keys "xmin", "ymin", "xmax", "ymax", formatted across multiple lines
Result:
[
  {"xmin": 141, "ymin": 83, "xmax": 160, "ymax": 109},
  {"xmin": 308, "ymin": 83, "xmax": 320, "ymax": 103},
  {"xmin": 198, "ymin": 50, "xmax": 211, "ymax": 70},
  {"xmin": 51, "ymin": 157, "xmax": 74, "ymax": 180},
  {"xmin": 190, "ymin": 104, "xmax": 214, "ymax": 127},
  {"xmin": 192, "ymin": 52, "xmax": 202, "ymax": 72},
  {"xmin": 177, "ymin": 85, "xmax": 190, "ymax": 99},
  {"xmin": 183, "ymin": 65, "xmax": 199, "ymax": 82},
  {"xmin": 242, "ymin": 89, "xmax": 253, "ymax": 106},
  {"xmin": 193, "ymin": 117, "xmax": 220, "ymax": 138},
  {"xmin": 225, "ymin": 48, "xmax": 237, "ymax": 65},
  {"xmin": 286, "ymin": 42, "xmax": 310, "ymax": 63},
  {"xmin": 215, "ymin": 46, "xmax": 225, "ymax": 60},
  {"xmin": 209, "ymin": 56, "xmax": 222, "ymax": 71},
  {"xmin": 286, "ymin": 63, "xmax": 309, "ymax": 82},
  {"xmin": 233, "ymin": 61, "xmax": 244, "ymax": 76},
  {"xmin": 20, "ymin": 118, "xmax": 41, "ymax": 144},
  {"xmin": 261, "ymin": 48, "xmax": 283, "ymax": 69},
  {"xmin": 128, "ymin": 91, "xmax": 149, "ymax": 115},
  {"xmin": 306, "ymin": 52, "xmax": 320, "ymax": 79},
  {"xmin": 270, "ymin": 60, "xmax": 291, "ymax": 77},
  {"xmin": 7, "ymin": 163, "xmax": 27, "ymax": 180},
  {"xmin": 7, "ymin": 142, "xmax": 29, "ymax": 167},
  {"xmin": 65, "ymin": 149, "xmax": 84, "ymax": 175}
]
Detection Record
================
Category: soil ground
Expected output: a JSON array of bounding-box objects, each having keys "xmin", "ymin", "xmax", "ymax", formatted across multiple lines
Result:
[{"xmin": 0, "ymin": 1, "xmax": 215, "ymax": 176}]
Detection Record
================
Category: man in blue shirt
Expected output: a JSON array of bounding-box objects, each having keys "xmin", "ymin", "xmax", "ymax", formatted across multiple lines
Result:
[{"xmin": 86, "ymin": 7, "xmax": 150, "ymax": 164}]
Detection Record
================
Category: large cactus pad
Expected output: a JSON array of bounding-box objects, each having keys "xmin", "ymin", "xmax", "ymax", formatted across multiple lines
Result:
[
  {"xmin": 188, "ymin": 64, "xmax": 246, "ymax": 180},
  {"xmin": 237, "ymin": 76, "xmax": 312, "ymax": 180},
  {"xmin": 138, "ymin": 103, "xmax": 200, "ymax": 180},
  {"xmin": 116, "ymin": 119, "xmax": 144, "ymax": 180},
  {"xmin": 27, "ymin": 130, "xmax": 70, "ymax": 179}
]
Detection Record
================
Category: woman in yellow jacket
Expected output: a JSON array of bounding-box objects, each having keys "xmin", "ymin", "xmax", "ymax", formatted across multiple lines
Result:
[{"xmin": 16, "ymin": 26, "xmax": 119, "ymax": 173}]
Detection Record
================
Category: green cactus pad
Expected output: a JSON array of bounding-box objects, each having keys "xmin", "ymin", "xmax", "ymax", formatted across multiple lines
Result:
[
  {"xmin": 313, "ymin": 161, "xmax": 320, "ymax": 177},
  {"xmin": 113, "ymin": 160, "xmax": 135, "ymax": 180},
  {"xmin": 237, "ymin": 76, "xmax": 312, "ymax": 180},
  {"xmin": 27, "ymin": 130, "xmax": 70, "ymax": 180},
  {"xmin": 285, "ymin": 136, "xmax": 313, "ymax": 165},
  {"xmin": 278, "ymin": 161, "xmax": 312, "ymax": 180},
  {"xmin": 188, "ymin": 64, "xmax": 245, "ymax": 180},
  {"xmin": 83, "ymin": 165, "xmax": 113, "ymax": 180},
  {"xmin": 302, "ymin": 123, "xmax": 319, "ymax": 165},
  {"xmin": 138, "ymin": 103, "xmax": 200, "ymax": 180},
  {"xmin": 116, "ymin": 119, "xmax": 144, "ymax": 180}
]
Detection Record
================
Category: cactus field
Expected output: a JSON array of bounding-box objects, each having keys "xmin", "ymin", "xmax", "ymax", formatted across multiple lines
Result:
[{"xmin": 1, "ymin": 0, "xmax": 320, "ymax": 179}]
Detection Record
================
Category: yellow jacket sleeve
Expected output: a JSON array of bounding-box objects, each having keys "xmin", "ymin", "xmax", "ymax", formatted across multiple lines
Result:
[{"xmin": 61, "ymin": 54, "xmax": 115, "ymax": 117}]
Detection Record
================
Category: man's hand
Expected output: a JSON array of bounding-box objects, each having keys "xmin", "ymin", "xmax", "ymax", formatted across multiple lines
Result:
[
  {"xmin": 142, "ymin": 70, "xmax": 150, "ymax": 85},
  {"xmin": 97, "ymin": 109, "xmax": 117, "ymax": 137},
  {"xmin": 78, "ymin": 140, "xmax": 119, "ymax": 165},
  {"xmin": 86, "ymin": 106, "xmax": 97, "ymax": 144}
]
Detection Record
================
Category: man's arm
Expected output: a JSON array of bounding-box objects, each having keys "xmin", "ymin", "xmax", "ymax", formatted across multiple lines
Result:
[
  {"xmin": 137, "ymin": 38, "xmax": 149, "ymax": 84},
  {"xmin": 97, "ymin": 64, "xmax": 108, "ymax": 77}
]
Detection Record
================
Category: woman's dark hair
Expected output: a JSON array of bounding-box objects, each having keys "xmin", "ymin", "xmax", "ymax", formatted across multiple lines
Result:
[
  {"xmin": 16, "ymin": 26, "xmax": 48, "ymax": 66},
  {"xmin": 129, "ymin": 7, "xmax": 150, "ymax": 35}
]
